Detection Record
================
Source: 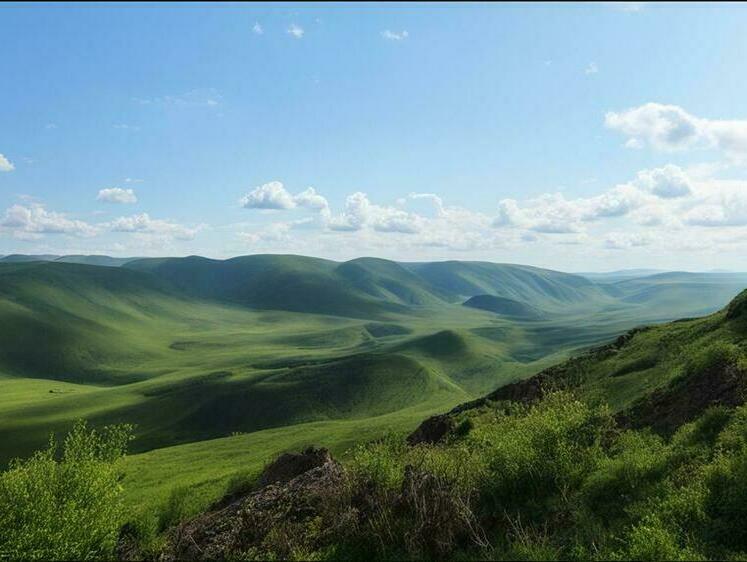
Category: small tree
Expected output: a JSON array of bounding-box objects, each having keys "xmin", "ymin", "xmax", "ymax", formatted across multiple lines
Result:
[{"xmin": 0, "ymin": 420, "xmax": 133, "ymax": 561}]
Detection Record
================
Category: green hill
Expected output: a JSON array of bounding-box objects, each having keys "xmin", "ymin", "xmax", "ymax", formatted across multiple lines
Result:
[
  {"xmin": 53, "ymin": 254, "xmax": 137, "ymax": 267},
  {"xmin": 0, "ymin": 261, "xmax": 192, "ymax": 382},
  {"xmin": 463, "ymin": 294, "xmax": 546, "ymax": 319},
  {"xmin": 3, "ymin": 254, "xmax": 747, "ymax": 544},
  {"xmin": 125, "ymin": 254, "xmax": 406, "ymax": 318},
  {"xmin": 402, "ymin": 260, "xmax": 611, "ymax": 310},
  {"xmin": 0, "ymin": 254, "xmax": 60, "ymax": 263}
]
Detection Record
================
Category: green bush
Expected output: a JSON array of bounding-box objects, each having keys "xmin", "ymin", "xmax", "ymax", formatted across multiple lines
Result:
[
  {"xmin": 471, "ymin": 393, "xmax": 611, "ymax": 517},
  {"xmin": 0, "ymin": 420, "xmax": 133, "ymax": 561},
  {"xmin": 683, "ymin": 342, "xmax": 744, "ymax": 379},
  {"xmin": 581, "ymin": 431, "xmax": 668, "ymax": 522}
]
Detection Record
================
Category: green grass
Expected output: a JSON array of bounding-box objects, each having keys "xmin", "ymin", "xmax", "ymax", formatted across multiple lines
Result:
[{"xmin": 1, "ymin": 258, "xmax": 746, "ymax": 523}]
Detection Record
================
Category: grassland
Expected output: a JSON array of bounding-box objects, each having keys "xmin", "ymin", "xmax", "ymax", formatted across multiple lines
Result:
[{"xmin": 1, "ymin": 256, "xmax": 746, "ymax": 523}]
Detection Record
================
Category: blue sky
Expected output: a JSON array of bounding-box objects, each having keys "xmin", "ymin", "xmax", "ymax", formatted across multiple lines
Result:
[{"xmin": 2, "ymin": 2, "xmax": 747, "ymax": 271}]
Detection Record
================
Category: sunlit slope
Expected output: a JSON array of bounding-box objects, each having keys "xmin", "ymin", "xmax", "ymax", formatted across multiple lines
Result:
[
  {"xmin": 491, "ymin": 288, "xmax": 747, "ymax": 415},
  {"xmin": 610, "ymin": 272, "xmax": 747, "ymax": 318},
  {"xmin": 402, "ymin": 260, "xmax": 614, "ymax": 309},
  {"xmin": 125, "ymin": 254, "xmax": 408, "ymax": 318},
  {"xmin": 0, "ymin": 261, "xmax": 204, "ymax": 383}
]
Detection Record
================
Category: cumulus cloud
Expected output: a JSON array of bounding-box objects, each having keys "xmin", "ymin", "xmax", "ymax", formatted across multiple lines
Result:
[
  {"xmin": 382, "ymin": 30, "xmax": 409, "ymax": 41},
  {"xmin": 97, "ymin": 187, "xmax": 138, "ymax": 204},
  {"xmin": 409, "ymin": 193, "xmax": 446, "ymax": 217},
  {"xmin": 605, "ymin": 102, "xmax": 747, "ymax": 160},
  {"xmin": 0, "ymin": 153, "xmax": 14, "ymax": 172},
  {"xmin": 240, "ymin": 181, "xmax": 330, "ymax": 211},
  {"xmin": 683, "ymin": 182, "xmax": 747, "ymax": 227},
  {"xmin": 287, "ymin": 24, "xmax": 304, "ymax": 38},
  {"xmin": 492, "ymin": 166, "xmax": 697, "ymax": 234},
  {"xmin": 252, "ymin": 22, "xmax": 263, "ymax": 35},
  {"xmin": 240, "ymin": 181, "xmax": 296, "ymax": 210},
  {"xmin": 107, "ymin": 213, "xmax": 200, "ymax": 240},
  {"xmin": 494, "ymin": 194, "xmax": 586, "ymax": 233},
  {"xmin": 327, "ymin": 192, "xmax": 422, "ymax": 234},
  {"xmin": 631, "ymin": 164, "xmax": 692, "ymax": 198},
  {"xmin": 294, "ymin": 187, "xmax": 330, "ymax": 211},
  {"xmin": 0, "ymin": 203, "xmax": 97, "ymax": 237},
  {"xmin": 585, "ymin": 62, "xmax": 599, "ymax": 75}
]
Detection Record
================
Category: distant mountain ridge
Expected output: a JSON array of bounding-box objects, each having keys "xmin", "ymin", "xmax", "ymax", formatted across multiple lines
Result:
[
  {"xmin": 2, "ymin": 253, "xmax": 746, "ymax": 320},
  {"xmin": 123, "ymin": 254, "xmax": 617, "ymax": 318},
  {"xmin": 0, "ymin": 254, "xmax": 138, "ymax": 267}
]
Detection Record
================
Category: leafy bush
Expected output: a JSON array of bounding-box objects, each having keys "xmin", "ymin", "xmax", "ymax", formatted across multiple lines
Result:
[
  {"xmin": 0, "ymin": 420, "xmax": 133, "ymax": 561},
  {"xmin": 683, "ymin": 342, "xmax": 744, "ymax": 379},
  {"xmin": 581, "ymin": 431, "xmax": 668, "ymax": 522}
]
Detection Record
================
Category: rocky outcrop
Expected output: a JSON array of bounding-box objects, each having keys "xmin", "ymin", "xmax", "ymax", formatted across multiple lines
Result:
[
  {"xmin": 406, "ymin": 414, "xmax": 456, "ymax": 445},
  {"xmin": 160, "ymin": 448, "xmax": 345, "ymax": 560}
]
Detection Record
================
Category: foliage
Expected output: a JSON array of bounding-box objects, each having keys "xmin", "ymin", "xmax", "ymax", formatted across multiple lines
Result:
[{"xmin": 0, "ymin": 420, "xmax": 133, "ymax": 561}]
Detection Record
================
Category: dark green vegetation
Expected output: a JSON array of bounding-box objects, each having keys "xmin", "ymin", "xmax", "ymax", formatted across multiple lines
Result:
[
  {"xmin": 2, "ymin": 253, "xmax": 747, "ymax": 559},
  {"xmin": 463, "ymin": 294, "xmax": 546, "ymax": 319},
  {"xmin": 149, "ymin": 289, "xmax": 747, "ymax": 561}
]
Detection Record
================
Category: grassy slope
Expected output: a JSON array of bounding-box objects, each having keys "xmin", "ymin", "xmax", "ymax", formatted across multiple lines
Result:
[{"xmin": 3, "ymin": 257, "xmax": 747, "ymax": 522}]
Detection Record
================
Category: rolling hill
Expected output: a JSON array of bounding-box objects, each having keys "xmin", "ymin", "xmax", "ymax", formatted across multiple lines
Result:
[
  {"xmin": 2, "ymin": 253, "xmax": 747, "ymax": 528},
  {"xmin": 463, "ymin": 294, "xmax": 546, "ymax": 319}
]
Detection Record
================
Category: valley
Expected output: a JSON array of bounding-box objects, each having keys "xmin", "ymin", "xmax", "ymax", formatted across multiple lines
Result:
[{"xmin": 1, "ymin": 254, "xmax": 747, "ymax": 521}]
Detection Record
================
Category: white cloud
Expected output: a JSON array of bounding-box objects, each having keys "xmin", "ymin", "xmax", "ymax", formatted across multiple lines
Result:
[
  {"xmin": 382, "ymin": 30, "xmax": 409, "ymax": 41},
  {"xmin": 604, "ymin": 232, "xmax": 652, "ymax": 250},
  {"xmin": 294, "ymin": 187, "xmax": 329, "ymax": 211},
  {"xmin": 494, "ymin": 194, "xmax": 586, "ymax": 233},
  {"xmin": 239, "ymin": 182, "xmax": 329, "ymax": 211},
  {"xmin": 631, "ymin": 164, "xmax": 692, "ymax": 198},
  {"xmin": 252, "ymin": 22, "xmax": 263, "ymax": 35},
  {"xmin": 0, "ymin": 203, "xmax": 97, "ymax": 237},
  {"xmin": 0, "ymin": 154, "xmax": 15, "ymax": 172},
  {"xmin": 605, "ymin": 102, "xmax": 747, "ymax": 160},
  {"xmin": 409, "ymin": 193, "xmax": 446, "ymax": 217},
  {"xmin": 240, "ymin": 181, "xmax": 296, "ymax": 210},
  {"xmin": 585, "ymin": 62, "xmax": 599, "ymax": 75},
  {"xmin": 682, "ymin": 180, "xmax": 747, "ymax": 227},
  {"xmin": 97, "ymin": 187, "xmax": 138, "ymax": 204},
  {"xmin": 492, "ymin": 166, "xmax": 695, "ymax": 234},
  {"xmin": 107, "ymin": 213, "xmax": 200, "ymax": 240},
  {"xmin": 327, "ymin": 192, "xmax": 422, "ymax": 234},
  {"xmin": 287, "ymin": 24, "xmax": 304, "ymax": 39}
]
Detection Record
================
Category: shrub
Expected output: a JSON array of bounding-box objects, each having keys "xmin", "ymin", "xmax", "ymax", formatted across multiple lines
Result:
[
  {"xmin": 471, "ymin": 393, "xmax": 611, "ymax": 518},
  {"xmin": 0, "ymin": 420, "xmax": 133, "ymax": 561},
  {"xmin": 581, "ymin": 431, "xmax": 668, "ymax": 523},
  {"xmin": 683, "ymin": 342, "xmax": 744, "ymax": 379}
]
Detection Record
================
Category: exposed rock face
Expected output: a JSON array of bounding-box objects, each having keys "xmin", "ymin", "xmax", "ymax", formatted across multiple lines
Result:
[
  {"xmin": 258, "ymin": 447, "xmax": 333, "ymax": 487},
  {"xmin": 161, "ymin": 448, "xmax": 345, "ymax": 561},
  {"xmin": 406, "ymin": 414, "xmax": 456, "ymax": 445}
]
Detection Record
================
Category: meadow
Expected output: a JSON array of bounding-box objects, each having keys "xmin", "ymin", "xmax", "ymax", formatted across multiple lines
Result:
[{"xmin": 1, "ymin": 254, "xmax": 746, "ymax": 526}]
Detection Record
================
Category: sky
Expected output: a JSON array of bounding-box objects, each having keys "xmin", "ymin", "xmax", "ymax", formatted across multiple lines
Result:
[{"xmin": 2, "ymin": 2, "xmax": 747, "ymax": 271}]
